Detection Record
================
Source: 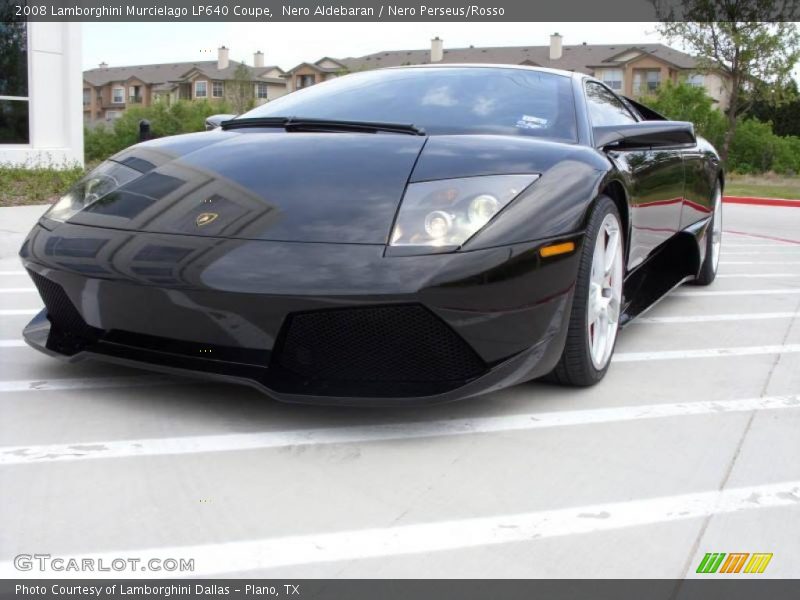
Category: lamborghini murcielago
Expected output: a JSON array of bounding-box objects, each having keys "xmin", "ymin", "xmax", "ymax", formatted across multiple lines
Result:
[{"xmin": 21, "ymin": 65, "xmax": 723, "ymax": 405}]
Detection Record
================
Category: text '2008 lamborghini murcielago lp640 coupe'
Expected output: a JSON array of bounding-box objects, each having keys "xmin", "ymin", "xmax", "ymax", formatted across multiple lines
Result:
[{"xmin": 21, "ymin": 65, "xmax": 723, "ymax": 405}]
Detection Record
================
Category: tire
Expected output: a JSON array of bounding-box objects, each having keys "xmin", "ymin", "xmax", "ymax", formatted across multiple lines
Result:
[
  {"xmin": 547, "ymin": 196, "xmax": 624, "ymax": 386},
  {"xmin": 692, "ymin": 181, "xmax": 722, "ymax": 286}
]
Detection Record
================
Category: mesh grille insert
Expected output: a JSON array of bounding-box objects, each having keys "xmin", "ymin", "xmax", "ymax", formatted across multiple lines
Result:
[
  {"xmin": 274, "ymin": 304, "xmax": 486, "ymax": 385},
  {"xmin": 27, "ymin": 270, "xmax": 100, "ymax": 341}
]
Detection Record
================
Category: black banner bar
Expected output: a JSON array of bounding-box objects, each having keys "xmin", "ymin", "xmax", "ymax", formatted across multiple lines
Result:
[
  {"xmin": 3, "ymin": 580, "xmax": 800, "ymax": 600},
  {"xmin": 2, "ymin": 0, "xmax": 799, "ymax": 22}
]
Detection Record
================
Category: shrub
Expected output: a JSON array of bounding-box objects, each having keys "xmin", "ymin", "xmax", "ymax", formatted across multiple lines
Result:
[
  {"xmin": 84, "ymin": 100, "xmax": 233, "ymax": 162},
  {"xmin": 639, "ymin": 81, "xmax": 727, "ymax": 149},
  {"xmin": 728, "ymin": 119, "xmax": 800, "ymax": 175}
]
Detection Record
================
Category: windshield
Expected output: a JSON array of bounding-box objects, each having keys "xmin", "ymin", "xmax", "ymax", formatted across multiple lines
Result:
[{"xmin": 240, "ymin": 67, "xmax": 578, "ymax": 141}]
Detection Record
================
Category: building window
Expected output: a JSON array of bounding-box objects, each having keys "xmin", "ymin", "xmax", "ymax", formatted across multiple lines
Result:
[
  {"xmin": 687, "ymin": 73, "xmax": 705, "ymax": 87},
  {"xmin": 112, "ymin": 87, "xmax": 125, "ymax": 103},
  {"xmin": 0, "ymin": 21, "xmax": 30, "ymax": 144},
  {"xmin": 83, "ymin": 89, "xmax": 91, "ymax": 105},
  {"xmin": 195, "ymin": 81, "xmax": 207, "ymax": 98},
  {"xmin": 599, "ymin": 69, "xmax": 623, "ymax": 91},
  {"xmin": 212, "ymin": 81, "xmax": 224, "ymax": 98},
  {"xmin": 297, "ymin": 74, "xmax": 315, "ymax": 89},
  {"xmin": 633, "ymin": 69, "xmax": 661, "ymax": 94},
  {"xmin": 105, "ymin": 110, "xmax": 122, "ymax": 120},
  {"xmin": 255, "ymin": 82, "xmax": 268, "ymax": 99}
]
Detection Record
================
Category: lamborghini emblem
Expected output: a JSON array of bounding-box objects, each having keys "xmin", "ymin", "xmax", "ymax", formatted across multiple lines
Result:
[{"xmin": 196, "ymin": 212, "xmax": 218, "ymax": 227}]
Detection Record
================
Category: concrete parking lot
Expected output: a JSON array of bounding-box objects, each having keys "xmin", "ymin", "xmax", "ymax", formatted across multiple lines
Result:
[{"xmin": 0, "ymin": 202, "xmax": 798, "ymax": 578}]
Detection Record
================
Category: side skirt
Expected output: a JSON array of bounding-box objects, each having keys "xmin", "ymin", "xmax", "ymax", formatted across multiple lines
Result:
[{"xmin": 619, "ymin": 218, "xmax": 707, "ymax": 327}]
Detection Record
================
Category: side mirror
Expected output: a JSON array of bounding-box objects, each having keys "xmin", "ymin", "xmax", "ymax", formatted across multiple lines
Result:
[
  {"xmin": 594, "ymin": 121, "xmax": 696, "ymax": 150},
  {"xmin": 205, "ymin": 114, "xmax": 238, "ymax": 130}
]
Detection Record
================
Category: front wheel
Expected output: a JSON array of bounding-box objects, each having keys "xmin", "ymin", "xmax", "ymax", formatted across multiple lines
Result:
[
  {"xmin": 692, "ymin": 181, "xmax": 722, "ymax": 286},
  {"xmin": 547, "ymin": 196, "xmax": 624, "ymax": 386}
]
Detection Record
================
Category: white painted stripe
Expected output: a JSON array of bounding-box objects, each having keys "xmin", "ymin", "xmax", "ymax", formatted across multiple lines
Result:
[
  {"xmin": 721, "ymin": 261, "xmax": 800, "ymax": 265},
  {"xmin": 0, "ymin": 270, "xmax": 26, "ymax": 275},
  {"xmin": 0, "ymin": 340, "xmax": 26, "ymax": 348},
  {"xmin": 0, "ymin": 287, "xmax": 36, "ymax": 293},
  {"xmin": 635, "ymin": 311, "xmax": 799, "ymax": 324},
  {"xmin": 3, "ymin": 479, "xmax": 798, "ymax": 578},
  {"xmin": 0, "ymin": 309, "xmax": 38, "ymax": 316},
  {"xmin": 724, "ymin": 244, "xmax": 795, "ymax": 248},
  {"xmin": 716, "ymin": 273, "xmax": 799, "ymax": 278},
  {"xmin": 1, "ymin": 395, "xmax": 797, "ymax": 467},
  {"xmin": 614, "ymin": 344, "xmax": 800, "ymax": 362},
  {"xmin": 724, "ymin": 251, "xmax": 800, "ymax": 255},
  {"xmin": 672, "ymin": 288, "xmax": 800, "ymax": 297},
  {"xmin": 0, "ymin": 375, "xmax": 180, "ymax": 394}
]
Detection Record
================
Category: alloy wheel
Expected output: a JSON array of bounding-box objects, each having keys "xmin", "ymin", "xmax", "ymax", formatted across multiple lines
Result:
[{"xmin": 587, "ymin": 213, "xmax": 624, "ymax": 370}]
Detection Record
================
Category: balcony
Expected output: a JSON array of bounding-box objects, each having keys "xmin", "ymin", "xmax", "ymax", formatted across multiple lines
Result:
[{"xmin": 129, "ymin": 96, "xmax": 143, "ymax": 104}]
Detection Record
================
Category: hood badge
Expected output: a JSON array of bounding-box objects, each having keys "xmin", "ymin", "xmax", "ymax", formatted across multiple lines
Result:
[{"xmin": 196, "ymin": 212, "xmax": 219, "ymax": 227}]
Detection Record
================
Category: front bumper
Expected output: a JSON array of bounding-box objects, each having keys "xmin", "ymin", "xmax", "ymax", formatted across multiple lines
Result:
[{"xmin": 21, "ymin": 222, "xmax": 581, "ymax": 405}]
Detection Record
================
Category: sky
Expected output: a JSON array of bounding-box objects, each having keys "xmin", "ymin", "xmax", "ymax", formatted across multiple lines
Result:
[{"xmin": 82, "ymin": 22, "xmax": 672, "ymax": 70}]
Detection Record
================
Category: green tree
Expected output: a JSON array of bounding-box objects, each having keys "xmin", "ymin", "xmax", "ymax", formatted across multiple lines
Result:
[
  {"xmin": 750, "ymin": 80, "xmax": 800, "ymax": 137},
  {"xmin": 227, "ymin": 62, "xmax": 255, "ymax": 115},
  {"xmin": 653, "ymin": 0, "xmax": 800, "ymax": 164},
  {"xmin": 643, "ymin": 80, "xmax": 727, "ymax": 149}
]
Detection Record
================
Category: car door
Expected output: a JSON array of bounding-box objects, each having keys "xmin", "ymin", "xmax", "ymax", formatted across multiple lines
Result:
[{"xmin": 585, "ymin": 81, "xmax": 685, "ymax": 270}]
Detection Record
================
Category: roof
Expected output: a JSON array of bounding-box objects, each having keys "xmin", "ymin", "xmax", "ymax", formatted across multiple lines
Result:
[
  {"xmin": 337, "ymin": 43, "xmax": 698, "ymax": 74},
  {"xmin": 83, "ymin": 60, "xmax": 284, "ymax": 87},
  {"xmin": 285, "ymin": 58, "xmax": 347, "ymax": 75}
]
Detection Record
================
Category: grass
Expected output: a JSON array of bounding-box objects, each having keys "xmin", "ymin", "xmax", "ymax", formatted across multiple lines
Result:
[
  {"xmin": 725, "ymin": 172, "xmax": 800, "ymax": 200},
  {"xmin": 0, "ymin": 164, "xmax": 86, "ymax": 207}
]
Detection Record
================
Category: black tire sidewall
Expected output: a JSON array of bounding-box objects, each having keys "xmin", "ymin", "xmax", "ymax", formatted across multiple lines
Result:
[{"xmin": 552, "ymin": 195, "xmax": 622, "ymax": 386}]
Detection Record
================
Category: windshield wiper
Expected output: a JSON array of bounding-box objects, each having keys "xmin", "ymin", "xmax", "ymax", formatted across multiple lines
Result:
[{"xmin": 221, "ymin": 116, "xmax": 426, "ymax": 136}]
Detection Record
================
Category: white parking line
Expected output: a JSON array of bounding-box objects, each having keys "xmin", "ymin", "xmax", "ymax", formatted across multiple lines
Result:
[
  {"xmin": 0, "ymin": 309, "xmax": 38, "ymax": 316},
  {"xmin": 672, "ymin": 289, "xmax": 800, "ymax": 297},
  {"xmin": 614, "ymin": 344, "xmax": 800, "ymax": 362},
  {"xmin": 635, "ymin": 312, "xmax": 799, "ymax": 324},
  {"xmin": 720, "ymin": 261, "xmax": 800, "ymax": 265},
  {"xmin": 3, "ymin": 478, "xmax": 797, "ymax": 578},
  {"xmin": 723, "ymin": 244, "xmax": 796, "ymax": 248},
  {"xmin": 716, "ymin": 273, "xmax": 799, "ymax": 278},
  {"xmin": 0, "ymin": 340, "xmax": 26, "ymax": 348},
  {"xmin": 0, "ymin": 376, "xmax": 180, "ymax": 394},
  {"xmin": 1, "ymin": 395, "xmax": 797, "ymax": 466},
  {"xmin": 0, "ymin": 288, "xmax": 36, "ymax": 293},
  {"xmin": 723, "ymin": 251, "xmax": 800, "ymax": 255}
]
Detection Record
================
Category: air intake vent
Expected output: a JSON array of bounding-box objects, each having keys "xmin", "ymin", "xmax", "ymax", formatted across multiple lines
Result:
[
  {"xmin": 273, "ymin": 304, "xmax": 486, "ymax": 388},
  {"xmin": 27, "ymin": 270, "xmax": 101, "ymax": 342}
]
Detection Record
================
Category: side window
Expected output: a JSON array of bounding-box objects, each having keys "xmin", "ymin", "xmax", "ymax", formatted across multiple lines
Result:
[{"xmin": 585, "ymin": 82, "xmax": 638, "ymax": 127}]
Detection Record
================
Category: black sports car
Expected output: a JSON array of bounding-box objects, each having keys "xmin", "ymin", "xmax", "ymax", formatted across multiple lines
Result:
[{"xmin": 21, "ymin": 65, "xmax": 723, "ymax": 405}]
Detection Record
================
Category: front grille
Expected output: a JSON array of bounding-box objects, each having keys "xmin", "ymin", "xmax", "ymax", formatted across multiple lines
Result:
[
  {"xmin": 27, "ymin": 270, "xmax": 101, "ymax": 342},
  {"xmin": 273, "ymin": 304, "xmax": 486, "ymax": 388}
]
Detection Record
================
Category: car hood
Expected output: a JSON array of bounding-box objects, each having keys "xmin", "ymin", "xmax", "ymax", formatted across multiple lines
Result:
[
  {"xmin": 65, "ymin": 131, "xmax": 604, "ymax": 245},
  {"xmin": 68, "ymin": 131, "xmax": 427, "ymax": 244}
]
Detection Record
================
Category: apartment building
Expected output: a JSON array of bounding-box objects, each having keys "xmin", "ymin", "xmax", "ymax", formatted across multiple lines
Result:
[
  {"xmin": 303, "ymin": 35, "xmax": 731, "ymax": 110},
  {"xmin": 83, "ymin": 47, "xmax": 287, "ymax": 124}
]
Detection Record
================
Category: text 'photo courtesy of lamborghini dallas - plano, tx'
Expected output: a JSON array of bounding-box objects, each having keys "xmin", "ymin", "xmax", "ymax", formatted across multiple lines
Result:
[{"xmin": 20, "ymin": 65, "xmax": 723, "ymax": 405}]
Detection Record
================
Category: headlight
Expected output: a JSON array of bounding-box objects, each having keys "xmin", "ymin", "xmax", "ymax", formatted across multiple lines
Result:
[
  {"xmin": 390, "ymin": 174, "xmax": 539, "ymax": 249},
  {"xmin": 46, "ymin": 161, "xmax": 141, "ymax": 222}
]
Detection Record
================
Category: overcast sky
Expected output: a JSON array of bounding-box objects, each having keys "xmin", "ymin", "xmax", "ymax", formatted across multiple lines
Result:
[{"xmin": 83, "ymin": 22, "xmax": 671, "ymax": 70}]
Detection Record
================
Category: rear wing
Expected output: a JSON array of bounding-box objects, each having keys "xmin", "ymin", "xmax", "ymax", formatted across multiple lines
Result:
[{"xmin": 623, "ymin": 96, "xmax": 668, "ymax": 121}]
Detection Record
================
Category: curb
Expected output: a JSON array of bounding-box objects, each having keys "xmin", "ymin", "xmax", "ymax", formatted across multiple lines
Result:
[{"xmin": 723, "ymin": 196, "xmax": 800, "ymax": 208}]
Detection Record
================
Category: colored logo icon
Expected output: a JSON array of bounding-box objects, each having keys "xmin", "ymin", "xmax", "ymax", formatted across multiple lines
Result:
[{"xmin": 696, "ymin": 552, "xmax": 773, "ymax": 574}]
